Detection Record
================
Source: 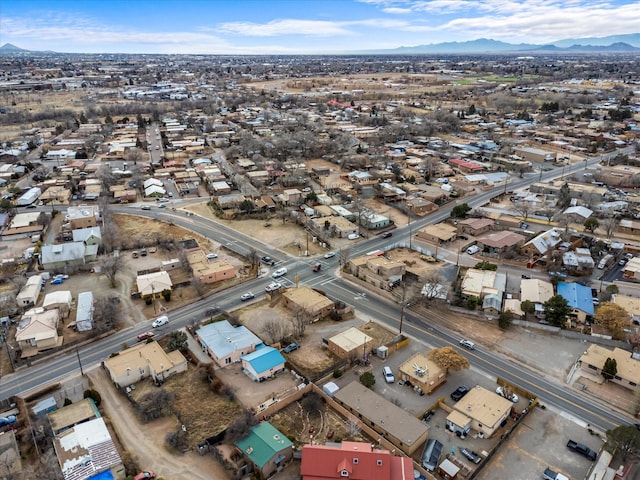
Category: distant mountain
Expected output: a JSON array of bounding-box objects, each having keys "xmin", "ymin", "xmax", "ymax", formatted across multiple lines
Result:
[
  {"xmin": 387, "ymin": 38, "xmax": 539, "ymax": 54},
  {"xmin": 362, "ymin": 35, "xmax": 640, "ymax": 54},
  {"xmin": 552, "ymin": 33, "xmax": 640, "ymax": 48},
  {"xmin": 0, "ymin": 43, "xmax": 28, "ymax": 53}
]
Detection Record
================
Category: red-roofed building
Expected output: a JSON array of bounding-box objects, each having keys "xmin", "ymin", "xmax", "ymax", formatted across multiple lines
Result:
[
  {"xmin": 448, "ymin": 158, "xmax": 484, "ymax": 173},
  {"xmin": 300, "ymin": 441, "xmax": 413, "ymax": 480}
]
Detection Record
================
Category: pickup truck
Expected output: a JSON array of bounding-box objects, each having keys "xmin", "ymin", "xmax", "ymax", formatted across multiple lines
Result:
[
  {"xmin": 566, "ymin": 440, "xmax": 597, "ymax": 461},
  {"xmin": 543, "ymin": 467, "xmax": 569, "ymax": 480}
]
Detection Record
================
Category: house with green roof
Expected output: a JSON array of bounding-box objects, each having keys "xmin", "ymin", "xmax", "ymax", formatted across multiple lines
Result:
[{"xmin": 235, "ymin": 422, "xmax": 293, "ymax": 478}]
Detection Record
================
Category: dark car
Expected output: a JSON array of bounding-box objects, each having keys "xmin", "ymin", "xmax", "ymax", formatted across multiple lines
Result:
[
  {"xmin": 381, "ymin": 232, "xmax": 393, "ymax": 238},
  {"xmin": 261, "ymin": 256, "xmax": 276, "ymax": 266},
  {"xmin": 283, "ymin": 342, "xmax": 300, "ymax": 353},
  {"xmin": 450, "ymin": 385, "xmax": 470, "ymax": 401},
  {"xmin": 422, "ymin": 410, "xmax": 435, "ymax": 422},
  {"xmin": 591, "ymin": 288, "xmax": 598, "ymax": 298},
  {"xmin": 460, "ymin": 448, "xmax": 482, "ymax": 464}
]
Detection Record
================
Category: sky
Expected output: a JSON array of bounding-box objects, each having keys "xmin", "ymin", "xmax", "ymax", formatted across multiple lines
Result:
[{"xmin": 0, "ymin": 0, "xmax": 639, "ymax": 54}]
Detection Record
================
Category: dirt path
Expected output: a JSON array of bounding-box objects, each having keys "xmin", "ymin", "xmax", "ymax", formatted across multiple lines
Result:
[{"xmin": 88, "ymin": 367, "xmax": 229, "ymax": 480}]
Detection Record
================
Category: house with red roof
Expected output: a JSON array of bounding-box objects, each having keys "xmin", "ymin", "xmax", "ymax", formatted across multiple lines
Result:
[
  {"xmin": 448, "ymin": 158, "xmax": 484, "ymax": 174},
  {"xmin": 300, "ymin": 441, "xmax": 413, "ymax": 480}
]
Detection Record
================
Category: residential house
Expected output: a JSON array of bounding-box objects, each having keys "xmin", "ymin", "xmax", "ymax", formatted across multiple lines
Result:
[
  {"xmin": 215, "ymin": 193, "xmax": 245, "ymax": 210},
  {"xmin": 40, "ymin": 242, "xmax": 99, "ymax": 270},
  {"xmin": 103, "ymin": 341, "xmax": 187, "ymax": 387},
  {"xmin": 461, "ymin": 269, "xmax": 506, "ymax": 300},
  {"xmin": 622, "ymin": 257, "xmax": 640, "ymax": 281},
  {"xmin": 71, "ymin": 226, "xmax": 102, "ymax": 247},
  {"xmin": 136, "ymin": 271, "xmax": 173, "ymax": 297},
  {"xmin": 457, "ymin": 218, "xmax": 495, "ymax": 236},
  {"xmin": 520, "ymin": 228, "xmax": 562, "ymax": 259},
  {"xmin": 618, "ymin": 219, "xmax": 640, "ymax": 236},
  {"xmin": 327, "ymin": 327, "xmax": 373, "ymax": 360},
  {"xmin": 241, "ymin": 346, "xmax": 286, "ymax": 382},
  {"xmin": 398, "ymin": 352, "xmax": 446, "ymax": 395},
  {"xmin": 42, "ymin": 290, "xmax": 73, "ymax": 317},
  {"xmin": 75, "ymin": 291, "xmax": 93, "ymax": 332},
  {"xmin": 65, "ymin": 205, "xmax": 101, "ymax": 230},
  {"xmin": 48, "ymin": 398, "xmax": 100, "ymax": 435},
  {"xmin": 611, "ymin": 294, "xmax": 640, "ymax": 325},
  {"xmin": 562, "ymin": 248, "xmax": 595, "ymax": 275},
  {"xmin": 448, "ymin": 158, "xmax": 484, "ymax": 174},
  {"xmin": 16, "ymin": 274, "xmax": 43, "ymax": 308},
  {"xmin": 447, "ymin": 385, "xmax": 512, "ymax": 438},
  {"xmin": 235, "ymin": 422, "xmax": 293, "ymax": 479},
  {"xmin": 310, "ymin": 215, "xmax": 358, "ymax": 238},
  {"xmin": 405, "ymin": 197, "xmax": 437, "ymax": 216},
  {"xmin": 513, "ymin": 146, "xmax": 557, "ymax": 163},
  {"xmin": 520, "ymin": 278, "xmax": 554, "ymax": 315},
  {"xmin": 557, "ymin": 282, "xmax": 595, "ymax": 324},
  {"xmin": 15, "ymin": 307, "xmax": 60, "ymax": 352},
  {"xmin": 477, "ymin": 231, "xmax": 526, "ymax": 254},
  {"xmin": 53, "ymin": 417, "xmax": 125, "ymax": 480},
  {"xmin": 333, "ymin": 381, "xmax": 429, "ymax": 455},
  {"xmin": 281, "ymin": 286, "xmax": 335, "ymax": 321},
  {"xmin": 416, "ymin": 223, "xmax": 458, "ymax": 244},
  {"xmin": 187, "ymin": 250, "xmax": 237, "ymax": 284},
  {"xmin": 359, "ymin": 211, "xmax": 391, "ymax": 230},
  {"xmin": 579, "ymin": 345, "xmax": 640, "ymax": 393},
  {"xmin": 1, "ymin": 212, "xmax": 45, "ymax": 240},
  {"xmin": 196, "ymin": 320, "xmax": 263, "ymax": 368},
  {"xmin": 300, "ymin": 442, "xmax": 413, "ymax": 480}
]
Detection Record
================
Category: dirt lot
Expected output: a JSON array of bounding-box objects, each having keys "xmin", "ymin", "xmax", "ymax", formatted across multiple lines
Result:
[{"xmin": 89, "ymin": 366, "xmax": 230, "ymax": 480}]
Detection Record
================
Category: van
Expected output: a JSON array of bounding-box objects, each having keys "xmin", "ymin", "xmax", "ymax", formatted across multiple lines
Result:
[
  {"xmin": 383, "ymin": 366, "xmax": 395, "ymax": 384},
  {"xmin": 466, "ymin": 245, "xmax": 479, "ymax": 255},
  {"xmin": 152, "ymin": 315, "xmax": 169, "ymax": 328},
  {"xmin": 421, "ymin": 438, "xmax": 444, "ymax": 471}
]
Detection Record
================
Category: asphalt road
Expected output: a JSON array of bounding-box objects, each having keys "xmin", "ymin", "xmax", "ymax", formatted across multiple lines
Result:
[{"xmin": 1, "ymin": 147, "xmax": 635, "ymax": 432}]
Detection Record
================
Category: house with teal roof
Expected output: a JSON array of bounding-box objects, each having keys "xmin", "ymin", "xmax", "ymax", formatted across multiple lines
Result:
[
  {"xmin": 235, "ymin": 422, "xmax": 293, "ymax": 478},
  {"xmin": 241, "ymin": 345, "xmax": 286, "ymax": 382}
]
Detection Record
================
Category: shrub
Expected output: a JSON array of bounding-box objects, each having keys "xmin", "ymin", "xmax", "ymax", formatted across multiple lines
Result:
[{"xmin": 333, "ymin": 369, "xmax": 343, "ymax": 378}]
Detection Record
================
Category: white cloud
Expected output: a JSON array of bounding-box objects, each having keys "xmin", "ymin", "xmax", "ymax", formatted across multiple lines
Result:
[
  {"xmin": 381, "ymin": 7, "xmax": 413, "ymax": 14},
  {"xmin": 219, "ymin": 19, "xmax": 353, "ymax": 37}
]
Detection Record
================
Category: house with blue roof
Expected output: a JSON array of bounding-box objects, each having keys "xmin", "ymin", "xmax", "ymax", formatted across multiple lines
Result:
[
  {"xmin": 241, "ymin": 346, "xmax": 285, "ymax": 382},
  {"xmin": 196, "ymin": 320, "xmax": 263, "ymax": 368},
  {"xmin": 235, "ymin": 422, "xmax": 293, "ymax": 479},
  {"xmin": 557, "ymin": 282, "xmax": 594, "ymax": 324}
]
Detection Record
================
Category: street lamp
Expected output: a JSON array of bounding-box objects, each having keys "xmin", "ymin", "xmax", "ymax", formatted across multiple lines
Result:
[{"xmin": 407, "ymin": 203, "xmax": 413, "ymax": 250}]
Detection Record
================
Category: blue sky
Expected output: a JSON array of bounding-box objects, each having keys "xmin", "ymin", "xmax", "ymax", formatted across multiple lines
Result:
[{"xmin": 0, "ymin": 0, "xmax": 638, "ymax": 54}]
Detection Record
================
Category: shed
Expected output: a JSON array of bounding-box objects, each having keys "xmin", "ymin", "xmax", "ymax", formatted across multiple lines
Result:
[
  {"xmin": 76, "ymin": 291, "xmax": 94, "ymax": 332},
  {"xmin": 438, "ymin": 458, "xmax": 460, "ymax": 479},
  {"xmin": 32, "ymin": 396, "xmax": 57, "ymax": 416},
  {"xmin": 322, "ymin": 382, "xmax": 339, "ymax": 398}
]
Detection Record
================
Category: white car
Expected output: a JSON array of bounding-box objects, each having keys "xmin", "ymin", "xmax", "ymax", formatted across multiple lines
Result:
[
  {"xmin": 348, "ymin": 233, "xmax": 360, "ymax": 240},
  {"xmin": 206, "ymin": 253, "xmax": 218, "ymax": 260},
  {"xmin": 240, "ymin": 292, "xmax": 255, "ymax": 301},
  {"xmin": 151, "ymin": 315, "xmax": 169, "ymax": 328},
  {"xmin": 496, "ymin": 386, "xmax": 519, "ymax": 403},
  {"xmin": 324, "ymin": 251, "xmax": 336, "ymax": 259},
  {"xmin": 272, "ymin": 267, "xmax": 288, "ymax": 278},
  {"xmin": 265, "ymin": 282, "xmax": 282, "ymax": 292}
]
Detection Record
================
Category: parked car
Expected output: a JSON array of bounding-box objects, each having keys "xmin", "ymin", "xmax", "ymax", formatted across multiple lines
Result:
[
  {"xmin": 496, "ymin": 386, "xmax": 519, "ymax": 403},
  {"xmin": 240, "ymin": 292, "xmax": 255, "ymax": 301},
  {"xmin": 51, "ymin": 277, "xmax": 64, "ymax": 285},
  {"xmin": 141, "ymin": 205, "xmax": 151, "ymax": 210},
  {"xmin": 324, "ymin": 251, "xmax": 336, "ymax": 259},
  {"xmin": 347, "ymin": 233, "xmax": 360, "ymax": 240},
  {"xmin": 206, "ymin": 253, "xmax": 218, "ymax": 260},
  {"xmin": 0, "ymin": 415, "xmax": 17, "ymax": 427},
  {"xmin": 140, "ymin": 248, "xmax": 147, "ymax": 257},
  {"xmin": 272, "ymin": 267, "xmax": 287, "ymax": 278},
  {"xmin": 134, "ymin": 472, "xmax": 156, "ymax": 480},
  {"xmin": 158, "ymin": 204, "xmax": 166, "ymax": 208},
  {"xmin": 381, "ymin": 231, "xmax": 393, "ymax": 238},
  {"xmin": 543, "ymin": 467, "xmax": 569, "ymax": 480},
  {"xmin": 312, "ymin": 263, "xmax": 321, "ymax": 272},
  {"xmin": 450, "ymin": 385, "xmax": 470, "ymax": 401},
  {"xmin": 421, "ymin": 410, "xmax": 435, "ymax": 423},
  {"xmin": 619, "ymin": 258, "xmax": 628, "ymax": 266},
  {"xmin": 460, "ymin": 448, "xmax": 482, "ymax": 464},
  {"xmin": 137, "ymin": 331, "xmax": 155, "ymax": 342},
  {"xmin": 566, "ymin": 440, "xmax": 597, "ymax": 461},
  {"xmin": 466, "ymin": 245, "xmax": 479, "ymax": 255},
  {"xmin": 382, "ymin": 366, "xmax": 395, "ymax": 384},
  {"xmin": 283, "ymin": 342, "xmax": 300, "ymax": 353},
  {"xmin": 151, "ymin": 315, "xmax": 169, "ymax": 328},
  {"xmin": 261, "ymin": 256, "xmax": 276, "ymax": 266}
]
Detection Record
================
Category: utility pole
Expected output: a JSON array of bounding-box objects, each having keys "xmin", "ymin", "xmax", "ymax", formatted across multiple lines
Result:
[{"xmin": 76, "ymin": 347, "xmax": 84, "ymax": 376}]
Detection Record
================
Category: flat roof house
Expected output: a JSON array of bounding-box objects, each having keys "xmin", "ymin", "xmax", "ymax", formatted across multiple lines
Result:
[
  {"xmin": 579, "ymin": 344, "xmax": 640, "ymax": 393},
  {"xmin": 327, "ymin": 327, "xmax": 373, "ymax": 360},
  {"xmin": 447, "ymin": 385, "xmax": 512, "ymax": 438},
  {"xmin": 281, "ymin": 286, "xmax": 335, "ymax": 321},
  {"xmin": 398, "ymin": 353, "xmax": 446, "ymax": 395},
  {"xmin": 196, "ymin": 320, "xmax": 263, "ymax": 368},
  {"xmin": 333, "ymin": 381, "xmax": 429, "ymax": 455},
  {"xmin": 103, "ymin": 341, "xmax": 187, "ymax": 387}
]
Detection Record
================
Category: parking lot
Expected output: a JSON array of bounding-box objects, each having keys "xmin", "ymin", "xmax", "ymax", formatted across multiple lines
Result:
[{"xmin": 324, "ymin": 338, "xmax": 601, "ymax": 480}]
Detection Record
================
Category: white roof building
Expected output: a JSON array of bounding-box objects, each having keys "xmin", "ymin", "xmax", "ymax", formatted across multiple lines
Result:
[{"xmin": 76, "ymin": 292, "xmax": 94, "ymax": 332}]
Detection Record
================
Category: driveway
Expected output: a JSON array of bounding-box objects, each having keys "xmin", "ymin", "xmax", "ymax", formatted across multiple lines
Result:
[{"xmin": 88, "ymin": 366, "xmax": 229, "ymax": 480}]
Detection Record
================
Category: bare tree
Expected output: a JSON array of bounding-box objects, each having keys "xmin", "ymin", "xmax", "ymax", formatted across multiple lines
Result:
[
  {"xmin": 604, "ymin": 216, "xmax": 620, "ymax": 239},
  {"xmin": 225, "ymin": 409, "xmax": 259, "ymax": 443},
  {"xmin": 347, "ymin": 417, "xmax": 361, "ymax": 439},
  {"xmin": 98, "ymin": 254, "xmax": 123, "ymax": 287},
  {"xmin": 290, "ymin": 308, "xmax": 312, "ymax": 338},
  {"xmin": 512, "ymin": 200, "xmax": 533, "ymax": 220},
  {"xmin": 92, "ymin": 296, "xmax": 121, "ymax": 333},
  {"xmin": 263, "ymin": 319, "xmax": 285, "ymax": 344}
]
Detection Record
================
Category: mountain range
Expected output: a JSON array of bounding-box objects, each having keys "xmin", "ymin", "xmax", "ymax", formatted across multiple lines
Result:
[{"xmin": 1, "ymin": 33, "xmax": 640, "ymax": 55}]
